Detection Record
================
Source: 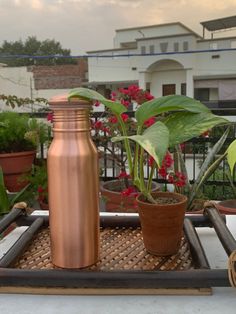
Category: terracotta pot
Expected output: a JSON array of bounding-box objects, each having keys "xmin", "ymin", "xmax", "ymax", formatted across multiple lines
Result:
[
  {"xmin": 100, "ymin": 180, "xmax": 160, "ymax": 213},
  {"xmin": 39, "ymin": 200, "xmax": 49, "ymax": 210},
  {"xmin": 137, "ymin": 191, "xmax": 187, "ymax": 256},
  {"xmin": 0, "ymin": 150, "xmax": 36, "ymax": 192},
  {"xmin": 215, "ymin": 199, "xmax": 236, "ymax": 215}
]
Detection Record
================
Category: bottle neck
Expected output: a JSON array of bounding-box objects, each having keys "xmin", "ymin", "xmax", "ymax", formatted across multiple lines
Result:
[{"xmin": 52, "ymin": 109, "xmax": 91, "ymax": 133}]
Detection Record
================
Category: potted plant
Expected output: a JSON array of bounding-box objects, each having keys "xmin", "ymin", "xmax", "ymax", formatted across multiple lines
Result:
[
  {"xmin": 0, "ymin": 111, "xmax": 49, "ymax": 192},
  {"xmin": 92, "ymin": 86, "xmax": 160, "ymax": 212},
  {"xmin": 211, "ymin": 138, "xmax": 236, "ymax": 214},
  {"xmin": 68, "ymin": 87, "xmax": 229, "ymax": 256},
  {"xmin": 22, "ymin": 161, "xmax": 49, "ymax": 210}
]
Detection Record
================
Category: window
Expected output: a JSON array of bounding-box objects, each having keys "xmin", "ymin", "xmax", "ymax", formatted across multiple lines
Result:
[
  {"xmin": 181, "ymin": 83, "xmax": 186, "ymax": 96},
  {"xmin": 149, "ymin": 45, "xmax": 155, "ymax": 54},
  {"xmin": 231, "ymin": 41, "xmax": 236, "ymax": 48},
  {"xmin": 194, "ymin": 88, "xmax": 210, "ymax": 101},
  {"xmin": 183, "ymin": 41, "xmax": 189, "ymax": 51},
  {"xmin": 141, "ymin": 46, "xmax": 146, "ymax": 54},
  {"xmin": 162, "ymin": 84, "xmax": 176, "ymax": 96},
  {"xmin": 210, "ymin": 42, "xmax": 218, "ymax": 50},
  {"xmin": 160, "ymin": 42, "xmax": 168, "ymax": 53},
  {"xmin": 174, "ymin": 42, "xmax": 179, "ymax": 52}
]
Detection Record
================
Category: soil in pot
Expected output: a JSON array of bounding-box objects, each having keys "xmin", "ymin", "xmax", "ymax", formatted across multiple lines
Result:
[
  {"xmin": 137, "ymin": 192, "xmax": 187, "ymax": 256},
  {"xmin": 100, "ymin": 180, "xmax": 160, "ymax": 213}
]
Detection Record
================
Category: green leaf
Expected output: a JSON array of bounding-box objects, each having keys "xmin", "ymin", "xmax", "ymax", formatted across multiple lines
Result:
[
  {"xmin": 188, "ymin": 128, "xmax": 230, "ymax": 209},
  {"xmin": 0, "ymin": 167, "xmax": 10, "ymax": 214},
  {"xmin": 135, "ymin": 95, "xmax": 210, "ymax": 127},
  {"xmin": 68, "ymin": 87, "xmax": 127, "ymax": 115},
  {"xmin": 112, "ymin": 121, "xmax": 169, "ymax": 167},
  {"xmin": 227, "ymin": 139, "xmax": 236, "ymax": 174},
  {"xmin": 164, "ymin": 112, "xmax": 229, "ymax": 147},
  {"xmin": 9, "ymin": 183, "xmax": 31, "ymax": 208}
]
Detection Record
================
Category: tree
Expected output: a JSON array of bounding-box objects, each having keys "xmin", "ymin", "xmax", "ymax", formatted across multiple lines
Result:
[{"xmin": 0, "ymin": 36, "xmax": 77, "ymax": 66}]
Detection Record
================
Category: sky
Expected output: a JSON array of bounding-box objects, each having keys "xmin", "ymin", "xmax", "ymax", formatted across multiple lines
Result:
[{"xmin": 0, "ymin": 0, "xmax": 236, "ymax": 55}]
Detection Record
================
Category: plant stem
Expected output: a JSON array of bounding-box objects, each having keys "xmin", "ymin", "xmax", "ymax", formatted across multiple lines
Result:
[
  {"xmin": 117, "ymin": 115, "xmax": 133, "ymax": 174},
  {"xmin": 147, "ymin": 166, "xmax": 155, "ymax": 193}
]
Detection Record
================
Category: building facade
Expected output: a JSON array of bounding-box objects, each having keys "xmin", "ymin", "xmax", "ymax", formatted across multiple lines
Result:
[
  {"xmin": 87, "ymin": 21, "xmax": 236, "ymax": 107},
  {"xmin": 0, "ymin": 59, "xmax": 88, "ymax": 111}
]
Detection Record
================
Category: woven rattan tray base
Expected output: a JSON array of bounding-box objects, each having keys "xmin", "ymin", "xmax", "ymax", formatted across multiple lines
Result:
[{"xmin": 14, "ymin": 226, "xmax": 193, "ymax": 271}]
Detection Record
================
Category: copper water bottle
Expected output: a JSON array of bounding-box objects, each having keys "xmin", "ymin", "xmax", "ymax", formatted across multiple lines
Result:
[{"xmin": 47, "ymin": 94, "xmax": 100, "ymax": 269}]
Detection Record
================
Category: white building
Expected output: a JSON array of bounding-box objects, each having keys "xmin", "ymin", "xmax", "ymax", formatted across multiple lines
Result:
[{"xmin": 87, "ymin": 16, "xmax": 236, "ymax": 108}]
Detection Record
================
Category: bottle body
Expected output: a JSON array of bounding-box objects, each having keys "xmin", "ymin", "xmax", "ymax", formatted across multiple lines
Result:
[{"xmin": 47, "ymin": 104, "xmax": 99, "ymax": 269}]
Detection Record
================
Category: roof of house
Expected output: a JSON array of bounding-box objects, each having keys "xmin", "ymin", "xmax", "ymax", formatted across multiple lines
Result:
[
  {"xmin": 115, "ymin": 22, "xmax": 202, "ymax": 38},
  {"xmin": 201, "ymin": 15, "xmax": 236, "ymax": 31}
]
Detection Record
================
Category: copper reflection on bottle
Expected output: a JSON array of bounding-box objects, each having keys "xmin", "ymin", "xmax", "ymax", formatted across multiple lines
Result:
[{"xmin": 47, "ymin": 95, "xmax": 100, "ymax": 269}]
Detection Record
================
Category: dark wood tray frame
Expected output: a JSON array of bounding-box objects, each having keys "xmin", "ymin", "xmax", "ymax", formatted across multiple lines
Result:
[{"xmin": 0, "ymin": 207, "xmax": 235, "ymax": 294}]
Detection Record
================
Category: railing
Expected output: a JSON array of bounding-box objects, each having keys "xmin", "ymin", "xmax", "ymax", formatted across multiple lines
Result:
[{"xmin": 34, "ymin": 110, "xmax": 236, "ymax": 201}]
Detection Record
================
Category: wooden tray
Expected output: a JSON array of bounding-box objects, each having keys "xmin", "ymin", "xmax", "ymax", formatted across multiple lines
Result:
[{"xmin": 0, "ymin": 207, "xmax": 235, "ymax": 295}]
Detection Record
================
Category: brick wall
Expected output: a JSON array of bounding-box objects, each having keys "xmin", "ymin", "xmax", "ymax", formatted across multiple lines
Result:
[{"xmin": 29, "ymin": 58, "xmax": 88, "ymax": 90}]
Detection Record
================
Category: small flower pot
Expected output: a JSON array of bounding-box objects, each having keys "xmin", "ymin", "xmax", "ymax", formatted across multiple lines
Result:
[
  {"xmin": 137, "ymin": 191, "xmax": 187, "ymax": 256},
  {"xmin": 215, "ymin": 199, "xmax": 236, "ymax": 215},
  {"xmin": 100, "ymin": 180, "xmax": 160, "ymax": 213},
  {"xmin": 0, "ymin": 151, "xmax": 36, "ymax": 192}
]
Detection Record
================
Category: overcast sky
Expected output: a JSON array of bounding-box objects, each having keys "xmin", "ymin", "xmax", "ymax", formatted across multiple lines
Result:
[{"xmin": 0, "ymin": 0, "xmax": 236, "ymax": 55}]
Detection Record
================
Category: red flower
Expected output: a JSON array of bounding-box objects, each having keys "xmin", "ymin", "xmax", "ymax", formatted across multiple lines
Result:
[
  {"xmin": 47, "ymin": 113, "xmax": 53, "ymax": 123},
  {"xmin": 163, "ymin": 152, "xmax": 174, "ymax": 168},
  {"xmin": 37, "ymin": 186, "xmax": 44, "ymax": 194},
  {"xmin": 94, "ymin": 121, "xmax": 103, "ymax": 129},
  {"xmin": 145, "ymin": 92, "xmax": 154, "ymax": 101},
  {"xmin": 121, "ymin": 113, "xmax": 129, "ymax": 122},
  {"xmin": 148, "ymin": 156, "xmax": 155, "ymax": 167},
  {"xmin": 180, "ymin": 143, "xmax": 185, "ymax": 151},
  {"xmin": 94, "ymin": 100, "xmax": 100, "ymax": 107},
  {"xmin": 202, "ymin": 130, "xmax": 210, "ymax": 138},
  {"xmin": 108, "ymin": 116, "xmax": 118, "ymax": 124},
  {"xmin": 121, "ymin": 186, "xmax": 136, "ymax": 197},
  {"xmin": 121, "ymin": 99, "xmax": 130, "ymax": 108},
  {"xmin": 167, "ymin": 171, "xmax": 186, "ymax": 187},
  {"xmin": 158, "ymin": 166, "xmax": 167, "ymax": 178},
  {"xmin": 118, "ymin": 171, "xmax": 130, "ymax": 179},
  {"xmin": 144, "ymin": 117, "xmax": 156, "ymax": 127}
]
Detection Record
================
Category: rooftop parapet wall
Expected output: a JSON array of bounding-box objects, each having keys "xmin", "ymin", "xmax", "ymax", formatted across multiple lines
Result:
[{"xmin": 29, "ymin": 59, "xmax": 88, "ymax": 90}]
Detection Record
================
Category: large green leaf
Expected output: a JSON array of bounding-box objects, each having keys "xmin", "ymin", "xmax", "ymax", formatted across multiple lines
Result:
[
  {"xmin": 188, "ymin": 128, "xmax": 230, "ymax": 209},
  {"xmin": 164, "ymin": 112, "xmax": 229, "ymax": 147},
  {"xmin": 112, "ymin": 121, "xmax": 169, "ymax": 167},
  {"xmin": 135, "ymin": 95, "xmax": 210, "ymax": 127},
  {"xmin": 68, "ymin": 87, "xmax": 127, "ymax": 115},
  {"xmin": 227, "ymin": 139, "xmax": 236, "ymax": 174}
]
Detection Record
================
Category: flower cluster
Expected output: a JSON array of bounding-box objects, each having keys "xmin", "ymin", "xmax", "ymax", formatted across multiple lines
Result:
[
  {"xmin": 149, "ymin": 151, "xmax": 186, "ymax": 189},
  {"xmin": 91, "ymin": 85, "xmax": 156, "ymax": 137}
]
